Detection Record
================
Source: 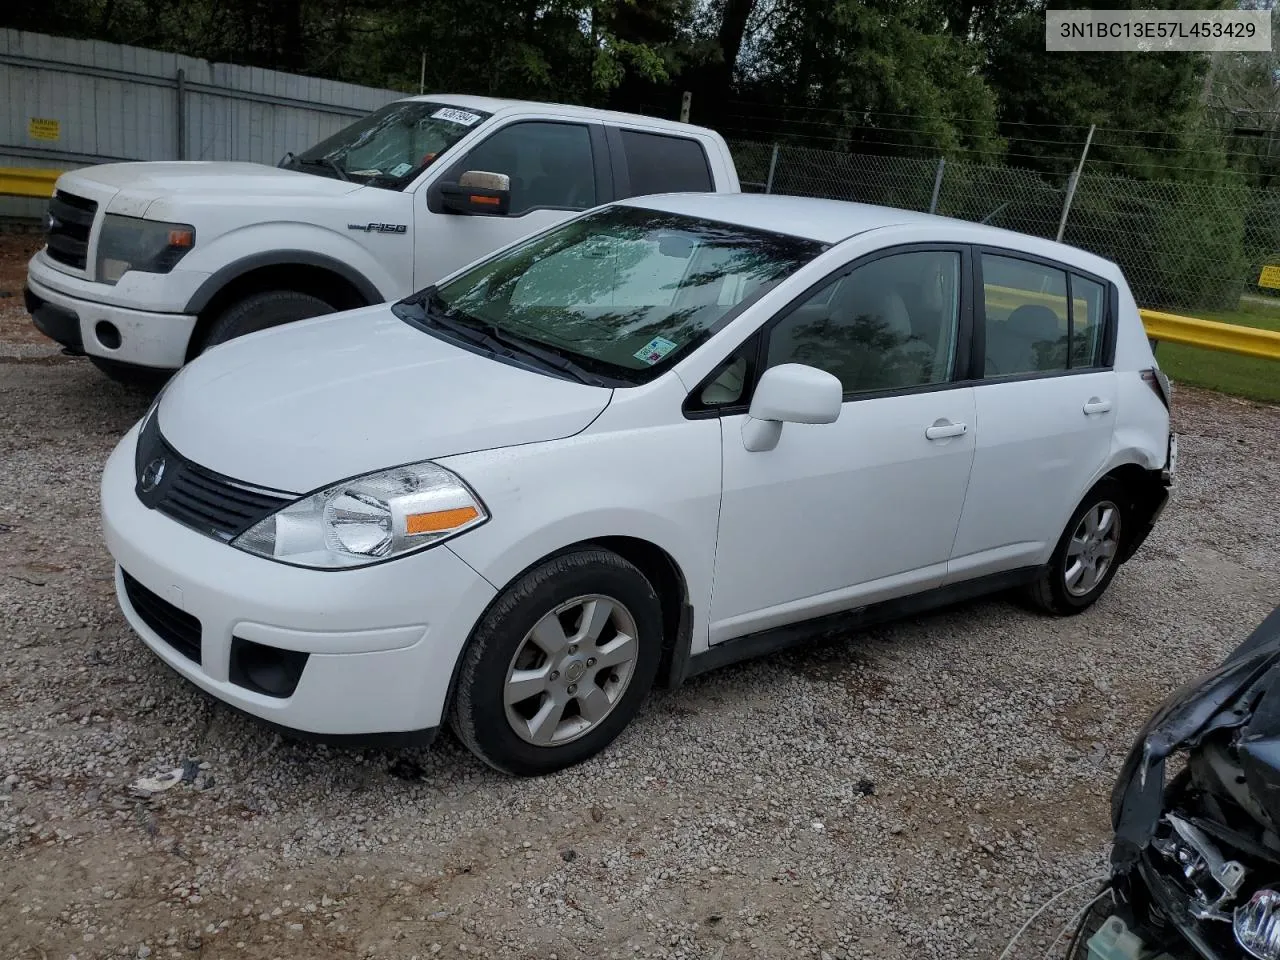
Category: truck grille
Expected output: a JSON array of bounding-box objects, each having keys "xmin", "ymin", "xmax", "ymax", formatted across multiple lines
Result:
[
  {"xmin": 122, "ymin": 570, "xmax": 203, "ymax": 663},
  {"xmin": 135, "ymin": 412, "xmax": 295, "ymax": 543},
  {"xmin": 46, "ymin": 191, "xmax": 97, "ymax": 270}
]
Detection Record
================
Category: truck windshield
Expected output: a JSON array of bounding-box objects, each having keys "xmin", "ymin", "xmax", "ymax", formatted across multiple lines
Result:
[
  {"xmin": 285, "ymin": 100, "xmax": 491, "ymax": 189},
  {"xmin": 392, "ymin": 206, "xmax": 827, "ymax": 385}
]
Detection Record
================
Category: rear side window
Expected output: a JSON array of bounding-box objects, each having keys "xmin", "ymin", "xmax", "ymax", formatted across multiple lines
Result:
[
  {"xmin": 620, "ymin": 130, "xmax": 713, "ymax": 196},
  {"xmin": 1070, "ymin": 275, "xmax": 1107, "ymax": 367},
  {"xmin": 981, "ymin": 255, "xmax": 1070, "ymax": 377}
]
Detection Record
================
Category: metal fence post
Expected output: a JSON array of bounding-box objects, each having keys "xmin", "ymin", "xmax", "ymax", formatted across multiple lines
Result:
[
  {"xmin": 1056, "ymin": 123, "xmax": 1095, "ymax": 242},
  {"xmin": 765, "ymin": 143, "xmax": 780, "ymax": 194},
  {"xmin": 175, "ymin": 68, "xmax": 186, "ymax": 160},
  {"xmin": 929, "ymin": 157, "xmax": 945, "ymax": 214}
]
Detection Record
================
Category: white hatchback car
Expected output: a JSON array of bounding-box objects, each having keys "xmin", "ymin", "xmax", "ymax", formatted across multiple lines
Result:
[{"xmin": 101, "ymin": 194, "xmax": 1175, "ymax": 775}]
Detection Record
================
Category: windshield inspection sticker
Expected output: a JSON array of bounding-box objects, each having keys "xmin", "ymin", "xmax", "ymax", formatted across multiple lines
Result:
[
  {"xmin": 388, "ymin": 162, "xmax": 414, "ymax": 177},
  {"xmin": 432, "ymin": 107, "xmax": 483, "ymax": 127},
  {"xmin": 634, "ymin": 336, "xmax": 678, "ymax": 365}
]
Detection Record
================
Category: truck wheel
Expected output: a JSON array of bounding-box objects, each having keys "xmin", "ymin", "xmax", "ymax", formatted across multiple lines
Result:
[
  {"xmin": 201, "ymin": 290, "xmax": 335, "ymax": 351},
  {"xmin": 88, "ymin": 356, "xmax": 171, "ymax": 392}
]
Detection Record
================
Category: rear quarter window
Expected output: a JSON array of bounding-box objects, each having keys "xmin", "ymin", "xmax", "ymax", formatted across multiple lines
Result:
[{"xmin": 619, "ymin": 130, "xmax": 714, "ymax": 197}]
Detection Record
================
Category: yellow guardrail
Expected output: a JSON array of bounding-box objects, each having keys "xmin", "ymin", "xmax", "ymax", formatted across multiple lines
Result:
[
  {"xmin": 0, "ymin": 167, "xmax": 61, "ymax": 198},
  {"xmin": 1140, "ymin": 309, "xmax": 1280, "ymax": 361}
]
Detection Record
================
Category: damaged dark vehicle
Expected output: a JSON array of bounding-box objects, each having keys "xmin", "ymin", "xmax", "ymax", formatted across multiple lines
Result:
[{"xmin": 1071, "ymin": 606, "xmax": 1280, "ymax": 959}]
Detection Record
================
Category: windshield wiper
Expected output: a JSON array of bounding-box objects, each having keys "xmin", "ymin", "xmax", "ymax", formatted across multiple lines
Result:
[
  {"xmin": 402, "ymin": 293, "xmax": 609, "ymax": 387},
  {"xmin": 294, "ymin": 156, "xmax": 350, "ymax": 182}
]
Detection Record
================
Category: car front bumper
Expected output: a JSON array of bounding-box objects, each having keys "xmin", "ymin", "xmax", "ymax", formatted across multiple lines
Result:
[{"xmin": 100, "ymin": 425, "xmax": 498, "ymax": 737}]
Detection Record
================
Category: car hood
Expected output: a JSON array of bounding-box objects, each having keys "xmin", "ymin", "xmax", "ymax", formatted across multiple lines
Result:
[
  {"xmin": 60, "ymin": 162, "xmax": 363, "ymax": 218},
  {"xmin": 1111, "ymin": 605, "xmax": 1280, "ymax": 870},
  {"xmin": 155, "ymin": 305, "xmax": 614, "ymax": 492}
]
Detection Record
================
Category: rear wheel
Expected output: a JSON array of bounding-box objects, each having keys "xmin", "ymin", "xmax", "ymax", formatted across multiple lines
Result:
[
  {"xmin": 1025, "ymin": 478, "xmax": 1128, "ymax": 616},
  {"xmin": 450, "ymin": 548, "xmax": 663, "ymax": 776},
  {"xmin": 201, "ymin": 290, "xmax": 335, "ymax": 352}
]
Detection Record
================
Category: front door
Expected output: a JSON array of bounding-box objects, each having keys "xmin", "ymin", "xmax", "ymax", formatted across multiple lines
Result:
[
  {"xmin": 947, "ymin": 251, "xmax": 1119, "ymax": 581},
  {"xmin": 414, "ymin": 120, "xmax": 605, "ymax": 288},
  {"xmin": 707, "ymin": 247, "xmax": 979, "ymax": 644}
]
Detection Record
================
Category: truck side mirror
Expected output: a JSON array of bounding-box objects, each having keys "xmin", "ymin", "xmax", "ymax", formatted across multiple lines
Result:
[{"xmin": 440, "ymin": 171, "xmax": 511, "ymax": 216}]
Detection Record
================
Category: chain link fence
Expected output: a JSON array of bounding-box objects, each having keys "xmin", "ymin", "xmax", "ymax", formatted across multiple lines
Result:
[{"xmin": 730, "ymin": 139, "xmax": 1280, "ymax": 314}]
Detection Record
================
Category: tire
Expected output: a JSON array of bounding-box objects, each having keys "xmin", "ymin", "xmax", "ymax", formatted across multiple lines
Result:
[
  {"xmin": 1025, "ymin": 478, "xmax": 1128, "ymax": 616},
  {"xmin": 201, "ymin": 290, "xmax": 335, "ymax": 352},
  {"xmin": 88, "ymin": 355, "xmax": 172, "ymax": 392},
  {"xmin": 450, "ymin": 548, "xmax": 664, "ymax": 776}
]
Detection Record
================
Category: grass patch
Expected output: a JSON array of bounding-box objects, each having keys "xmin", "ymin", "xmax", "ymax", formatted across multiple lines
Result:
[{"xmin": 1152, "ymin": 303, "xmax": 1280, "ymax": 404}]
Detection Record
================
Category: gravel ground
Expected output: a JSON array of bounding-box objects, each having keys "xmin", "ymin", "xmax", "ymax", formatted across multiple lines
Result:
[{"xmin": 1, "ymin": 230, "xmax": 1279, "ymax": 958}]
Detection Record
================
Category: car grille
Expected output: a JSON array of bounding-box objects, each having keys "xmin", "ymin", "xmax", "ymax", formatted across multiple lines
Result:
[
  {"xmin": 135, "ymin": 411, "xmax": 295, "ymax": 543},
  {"xmin": 46, "ymin": 191, "xmax": 97, "ymax": 270},
  {"xmin": 122, "ymin": 569, "xmax": 202, "ymax": 663}
]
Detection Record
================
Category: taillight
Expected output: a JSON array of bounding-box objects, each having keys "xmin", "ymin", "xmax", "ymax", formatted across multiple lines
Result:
[{"xmin": 1141, "ymin": 367, "xmax": 1171, "ymax": 410}]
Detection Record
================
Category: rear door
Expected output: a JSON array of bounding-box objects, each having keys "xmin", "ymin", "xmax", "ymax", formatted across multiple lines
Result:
[
  {"xmin": 415, "ymin": 119, "xmax": 612, "ymax": 287},
  {"xmin": 946, "ymin": 249, "xmax": 1118, "ymax": 583}
]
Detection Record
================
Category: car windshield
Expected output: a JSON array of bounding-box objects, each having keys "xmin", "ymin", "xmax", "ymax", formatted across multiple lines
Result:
[
  {"xmin": 393, "ymin": 206, "xmax": 827, "ymax": 384},
  {"xmin": 285, "ymin": 100, "xmax": 490, "ymax": 189}
]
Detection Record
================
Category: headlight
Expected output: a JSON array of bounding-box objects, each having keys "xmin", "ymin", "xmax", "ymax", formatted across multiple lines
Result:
[
  {"xmin": 96, "ymin": 214, "xmax": 195, "ymax": 284},
  {"xmin": 1237, "ymin": 889, "xmax": 1280, "ymax": 960},
  {"xmin": 231, "ymin": 461, "xmax": 488, "ymax": 569}
]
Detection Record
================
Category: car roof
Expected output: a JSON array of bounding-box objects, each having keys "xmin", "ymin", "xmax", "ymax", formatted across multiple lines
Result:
[
  {"xmin": 618, "ymin": 192, "xmax": 1119, "ymax": 276},
  {"xmin": 400, "ymin": 94, "xmax": 721, "ymax": 138}
]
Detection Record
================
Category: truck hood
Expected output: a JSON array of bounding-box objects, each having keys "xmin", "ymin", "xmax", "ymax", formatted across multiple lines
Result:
[
  {"xmin": 62, "ymin": 162, "xmax": 363, "ymax": 218},
  {"xmin": 155, "ymin": 304, "xmax": 613, "ymax": 492}
]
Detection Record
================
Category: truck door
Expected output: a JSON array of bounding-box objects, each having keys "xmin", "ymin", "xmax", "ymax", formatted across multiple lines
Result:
[{"xmin": 414, "ymin": 120, "xmax": 611, "ymax": 289}]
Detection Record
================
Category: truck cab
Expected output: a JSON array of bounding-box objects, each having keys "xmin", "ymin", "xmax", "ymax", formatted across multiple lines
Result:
[{"xmin": 23, "ymin": 95, "xmax": 741, "ymax": 384}]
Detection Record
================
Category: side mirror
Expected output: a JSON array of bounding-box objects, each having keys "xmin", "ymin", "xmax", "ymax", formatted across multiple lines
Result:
[
  {"xmin": 742, "ymin": 363, "xmax": 842, "ymax": 452},
  {"xmin": 439, "ymin": 170, "xmax": 511, "ymax": 215}
]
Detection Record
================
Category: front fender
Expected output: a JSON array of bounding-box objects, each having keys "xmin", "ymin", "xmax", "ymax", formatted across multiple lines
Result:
[
  {"xmin": 438, "ymin": 420, "xmax": 723, "ymax": 658},
  {"xmin": 178, "ymin": 222, "xmax": 404, "ymax": 313}
]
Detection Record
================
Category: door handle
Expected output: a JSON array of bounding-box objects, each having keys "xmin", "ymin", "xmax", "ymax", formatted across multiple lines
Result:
[
  {"xmin": 925, "ymin": 420, "xmax": 968, "ymax": 440},
  {"xmin": 1083, "ymin": 397, "xmax": 1113, "ymax": 415}
]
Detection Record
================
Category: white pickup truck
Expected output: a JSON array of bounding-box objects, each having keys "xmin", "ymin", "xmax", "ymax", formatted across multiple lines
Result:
[{"xmin": 23, "ymin": 95, "xmax": 741, "ymax": 384}]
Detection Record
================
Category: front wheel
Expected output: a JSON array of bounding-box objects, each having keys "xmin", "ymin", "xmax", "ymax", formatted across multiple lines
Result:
[
  {"xmin": 450, "ymin": 548, "xmax": 663, "ymax": 776},
  {"xmin": 1025, "ymin": 478, "xmax": 1128, "ymax": 616},
  {"xmin": 200, "ymin": 290, "xmax": 335, "ymax": 352}
]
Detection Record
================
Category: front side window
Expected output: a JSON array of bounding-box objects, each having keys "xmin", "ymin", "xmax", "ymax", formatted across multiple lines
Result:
[
  {"xmin": 394, "ymin": 206, "xmax": 826, "ymax": 384},
  {"xmin": 287, "ymin": 100, "xmax": 489, "ymax": 189},
  {"xmin": 454, "ymin": 122, "xmax": 597, "ymax": 215},
  {"xmin": 765, "ymin": 250, "xmax": 962, "ymax": 394}
]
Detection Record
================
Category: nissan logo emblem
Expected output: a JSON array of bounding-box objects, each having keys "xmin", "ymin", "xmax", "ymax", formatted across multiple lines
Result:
[{"xmin": 140, "ymin": 457, "xmax": 167, "ymax": 492}]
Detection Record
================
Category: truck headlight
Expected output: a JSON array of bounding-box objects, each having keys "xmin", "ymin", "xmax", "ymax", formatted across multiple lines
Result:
[
  {"xmin": 96, "ymin": 214, "xmax": 195, "ymax": 284},
  {"xmin": 231, "ymin": 461, "xmax": 488, "ymax": 569}
]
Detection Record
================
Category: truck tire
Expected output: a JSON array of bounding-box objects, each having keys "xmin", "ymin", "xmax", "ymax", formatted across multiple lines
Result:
[{"xmin": 201, "ymin": 290, "xmax": 335, "ymax": 352}]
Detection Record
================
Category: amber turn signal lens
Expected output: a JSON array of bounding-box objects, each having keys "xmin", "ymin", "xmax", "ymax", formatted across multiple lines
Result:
[{"xmin": 405, "ymin": 506, "xmax": 480, "ymax": 535}]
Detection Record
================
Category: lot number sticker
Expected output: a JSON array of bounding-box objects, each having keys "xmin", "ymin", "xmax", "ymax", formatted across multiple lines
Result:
[
  {"xmin": 432, "ymin": 107, "xmax": 483, "ymax": 127},
  {"xmin": 28, "ymin": 117, "xmax": 60, "ymax": 141}
]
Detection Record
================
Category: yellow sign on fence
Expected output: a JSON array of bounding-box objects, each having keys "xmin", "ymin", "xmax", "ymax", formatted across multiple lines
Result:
[
  {"xmin": 28, "ymin": 117, "xmax": 60, "ymax": 141},
  {"xmin": 1259, "ymin": 265, "xmax": 1280, "ymax": 290}
]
